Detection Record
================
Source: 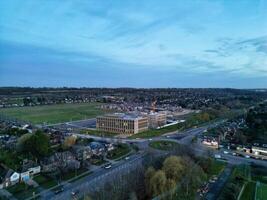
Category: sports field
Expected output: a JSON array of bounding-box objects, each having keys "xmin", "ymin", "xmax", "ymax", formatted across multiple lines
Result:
[
  {"xmin": 256, "ymin": 182, "xmax": 267, "ymax": 200},
  {"xmin": 0, "ymin": 103, "xmax": 107, "ymax": 124}
]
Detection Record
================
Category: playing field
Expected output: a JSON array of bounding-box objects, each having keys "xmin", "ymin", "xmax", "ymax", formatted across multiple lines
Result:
[
  {"xmin": 256, "ymin": 182, "xmax": 267, "ymax": 200},
  {"xmin": 0, "ymin": 103, "xmax": 107, "ymax": 124}
]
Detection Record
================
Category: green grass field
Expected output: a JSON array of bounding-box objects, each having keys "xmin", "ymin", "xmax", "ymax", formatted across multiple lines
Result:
[
  {"xmin": 240, "ymin": 181, "xmax": 256, "ymax": 200},
  {"xmin": 208, "ymin": 160, "xmax": 226, "ymax": 178},
  {"xmin": 106, "ymin": 144, "xmax": 131, "ymax": 160},
  {"xmin": 0, "ymin": 103, "xmax": 106, "ymax": 124},
  {"xmin": 33, "ymin": 174, "xmax": 57, "ymax": 189},
  {"xmin": 128, "ymin": 123, "xmax": 185, "ymax": 139},
  {"xmin": 7, "ymin": 182, "xmax": 39, "ymax": 200},
  {"xmin": 256, "ymin": 182, "xmax": 267, "ymax": 200},
  {"xmin": 149, "ymin": 140, "xmax": 179, "ymax": 151}
]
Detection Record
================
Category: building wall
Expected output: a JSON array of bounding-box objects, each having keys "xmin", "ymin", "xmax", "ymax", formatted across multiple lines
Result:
[
  {"xmin": 148, "ymin": 112, "xmax": 167, "ymax": 128},
  {"xmin": 97, "ymin": 116, "xmax": 148, "ymax": 135},
  {"xmin": 137, "ymin": 118, "xmax": 148, "ymax": 133}
]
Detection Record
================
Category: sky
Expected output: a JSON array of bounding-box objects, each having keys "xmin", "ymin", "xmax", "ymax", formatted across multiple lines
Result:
[{"xmin": 0, "ymin": 0, "xmax": 267, "ymax": 88}]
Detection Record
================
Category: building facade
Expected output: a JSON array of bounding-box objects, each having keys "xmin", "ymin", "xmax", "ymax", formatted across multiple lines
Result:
[
  {"xmin": 96, "ymin": 113, "xmax": 148, "ymax": 135},
  {"xmin": 148, "ymin": 112, "xmax": 167, "ymax": 129}
]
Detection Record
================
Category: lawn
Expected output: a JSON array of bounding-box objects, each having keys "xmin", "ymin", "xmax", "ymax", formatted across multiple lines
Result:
[
  {"xmin": 7, "ymin": 183, "xmax": 39, "ymax": 200},
  {"xmin": 129, "ymin": 123, "xmax": 185, "ymax": 139},
  {"xmin": 256, "ymin": 182, "xmax": 267, "ymax": 200},
  {"xmin": 106, "ymin": 144, "xmax": 131, "ymax": 160},
  {"xmin": 251, "ymin": 165, "xmax": 267, "ymax": 184},
  {"xmin": 129, "ymin": 115, "xmax": 221, "ymax": 139},
  {"xmin": 61, "ymin": 168, "xmax": 89, "ymax": 182},
  {"xmin": 207, "ymin": 160, "xmax": 226, "ymax": 177},
  {"xmin": 0, "ymin": 103, "xmax": 106, "ymax": 124},
  {"xmin": 240, "ymin": 181, "xmax": 256, "ymax": 200},
  {"xmin": 33, "ymin": 174, "xmax": 57, "ymax": 189},
  {"xmin": 90, "ymin": 158, "xmax": 107, "ymax": 166},
  {"xmin": 149, "ymin": 140, "xmax": 179, "ymax": 151}
]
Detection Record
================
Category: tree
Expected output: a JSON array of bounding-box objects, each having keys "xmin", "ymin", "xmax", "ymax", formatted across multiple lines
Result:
[
  {"xmin": 145, "ymin": 166, "xmax": 156, "ymax": 196},
  {"xmin": 128, "ymin": 192, "xmax": 138, "ymax": 200},
  {"xmin": 17, "ymin": 133, "xmax": 33, "ymax": 152},
  {"xmin": 182, "ymin": 157, "xmax": 206, "ymax": 196},
  {"xmin": 162, "ymin": 156, "xmax": 184, "ymax": 182},
  {"xmin": 165, "ymin": 178, "xmax": 177, "ymax": 198},
  {"xmin": 21, "ymin": 130, "xmax": 50, "ymax": 160},
  {"xmin": 150, "ymin": 170, "xmax": 167, "ymax": 197},
  {"xmin": 62, "ymin": 135, "xmax": 77, "ymax": 149}
]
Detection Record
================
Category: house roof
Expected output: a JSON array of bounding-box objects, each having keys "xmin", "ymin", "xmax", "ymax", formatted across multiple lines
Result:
[{"xmin": 89, "ymin": 142, "xmax": 104, "ymax": 150}]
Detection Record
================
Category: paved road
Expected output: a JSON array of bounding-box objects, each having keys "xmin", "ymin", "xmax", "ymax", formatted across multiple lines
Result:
[
  {"xmin": 43, "ymin": 118, "xmax": 96, "ymax": 130},
  {"xmin": 28, "ymin": 153, "xmax": 145, "ymax": 200}
]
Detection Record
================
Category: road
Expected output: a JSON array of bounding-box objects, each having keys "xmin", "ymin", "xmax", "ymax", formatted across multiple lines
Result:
[
  {"xmin": 27, "ymin": 153, "xmax": 144, "ymax": 200},
  {"xmin": 43, "ymin": 118, "xmax": 96, "ymax": 130}
]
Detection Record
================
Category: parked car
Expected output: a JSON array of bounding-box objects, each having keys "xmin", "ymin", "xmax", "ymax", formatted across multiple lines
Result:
[
  {"xmin": 71, "ymin": 190, "xmax": 79, "ymax": 196},
  {"xmin": 54, "ymin": 186, "xmax": 64, "ymax": 194},
  {"xmin": 223, "ymin": 151, "xmax": 229, "ymax": 154},
  {"xmin": 214, "ymin": 154, "xmax": 221, "ymax": 159},
  {"xmin": 104, "ymin": 164, "xmax": 112, "ymax": 169}
]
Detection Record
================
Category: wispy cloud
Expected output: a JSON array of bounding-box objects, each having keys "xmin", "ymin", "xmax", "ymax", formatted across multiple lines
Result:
[{"xmin": 0, "ymin": 0, "xmax": 267, "ymax": 87}]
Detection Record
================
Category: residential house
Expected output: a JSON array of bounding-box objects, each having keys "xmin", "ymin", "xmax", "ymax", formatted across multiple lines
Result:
[
  {"xmin": 19, "ymin": 160, "xmax": 40, "ymax": 182},
  {"xmin": 72, "ymin": 146, "xmax": 93, "ymax": 161},
  {"xmin": 89, "ymin": 142, "xmax": 106, "ymax": 156},
  {"xmin": 0, "ymin": 165, "xmax": 20, "ymax": 189}
]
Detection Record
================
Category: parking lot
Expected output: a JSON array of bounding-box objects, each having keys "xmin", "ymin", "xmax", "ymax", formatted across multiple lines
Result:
[{"xmin": 45, "ymin": 118, "xmax": 96, "ymax": 131}]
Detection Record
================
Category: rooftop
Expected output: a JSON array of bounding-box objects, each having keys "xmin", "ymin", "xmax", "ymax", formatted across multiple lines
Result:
[{"xmin": 98, "ymin": 113, "xmax": 145, "ymax": 120}]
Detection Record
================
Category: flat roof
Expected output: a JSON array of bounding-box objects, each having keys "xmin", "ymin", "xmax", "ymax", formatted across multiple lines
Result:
[{"xmin": 98, "ymin": 113, "xmax": 145, "ymax": 120}]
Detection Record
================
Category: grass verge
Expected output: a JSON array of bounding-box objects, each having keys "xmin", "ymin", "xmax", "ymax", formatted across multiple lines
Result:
[
  {"xmin": 33, "ymin": 174, "xmax": 57, "ymax": 189},
  {"xmin": 106, "ymin": 144, "xmax": 131, "ymax": 160},
  {"xmin": 149, "ymin": 140, "xmax": 179, "ymax": 151},
  {"xmin": 7, "ymin": 183, "xmax": 39, "ymax": 200}
]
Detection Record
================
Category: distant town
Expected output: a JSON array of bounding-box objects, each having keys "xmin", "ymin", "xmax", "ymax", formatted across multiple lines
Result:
[{"xmin": 0, "ymin": 87, "xmax": 267, "ymax": 200}]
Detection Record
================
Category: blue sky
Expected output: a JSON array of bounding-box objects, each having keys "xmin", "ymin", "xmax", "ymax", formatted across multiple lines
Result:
[{"xmin": 0, "ymin": 0, "xmax": 267, "ymax": 88}]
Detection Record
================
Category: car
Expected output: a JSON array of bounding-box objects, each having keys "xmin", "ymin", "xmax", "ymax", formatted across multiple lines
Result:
[
  {"xmin": 214, "ymin": 154, "xmax": 221, "ymax": 159},
  {"xmin": 54, "ymin": 186, "xmax": 64, "ymax": 194},
  {"xmin": 232, "ymin": 152, "xmax": 237, "ymax": 156},
  {"xmin": 71, "ymin": 190, "xmax": 79, "ymax": 196},
  {"xmin": 166, "ymin": 135, "xmax": 170, "ymax": 138},
  {"xmin": 223, "ymin": 151, "xmax": 229, "ymax": 154},
  {"xmin": 104, "ymin": 164, "xmax": 112, "ymax": 169},
  {"xmin": 149, "ymin": 138, "xmax": 153, "ymax": 141},
  {"xmin": 245, "ymin": 155, "xmax": 250, "ymax": 158},
  {"xmin": 125, "ymin": 156, "xmax": 130, "ymax": 160},
  {"xmin": 209, "ymin": 179, "xmax": 216, "ymax": 183}
]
